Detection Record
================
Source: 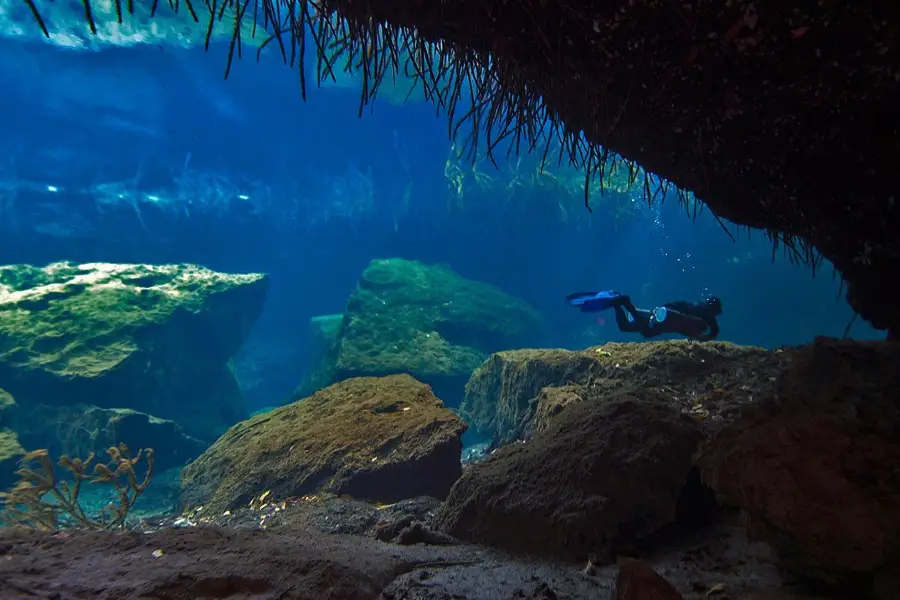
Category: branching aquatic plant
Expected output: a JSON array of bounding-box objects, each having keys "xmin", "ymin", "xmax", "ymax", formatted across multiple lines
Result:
[{"xmin": 0, "ymin": 444, "xmax": 154, "ymax": 531}]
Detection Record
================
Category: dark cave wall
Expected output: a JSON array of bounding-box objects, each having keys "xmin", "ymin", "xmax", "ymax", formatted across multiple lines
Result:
[{"xmin": 326, "ymin": 0, "xmax": 900, "ymax": 337}]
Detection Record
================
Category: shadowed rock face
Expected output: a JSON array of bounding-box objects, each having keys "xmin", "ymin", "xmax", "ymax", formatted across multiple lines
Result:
[
  {"xmin": 445, "ymin": 337, "xmax": 900, "ymax": 592},
  {"xmin": 436, "ymin": 395, "xmax": 703, "ymax": 562},
  {"xmin": 329, "ymin": 0, "xmax": 900, "ymax": 337},
  {"xmin": 699, "ymin": 338, "xmax": 900, "ymax": 589}
]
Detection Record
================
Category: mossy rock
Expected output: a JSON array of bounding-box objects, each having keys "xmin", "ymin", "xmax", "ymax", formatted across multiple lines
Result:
[
  {"xmin": 0, "ymin": 428, "xmax": 25, "ymax": 491},
  {"xmin": 296, "ymin": 259, "xmax": 544, "ymax": 407},
  {"xmin": 0, "ymin": 389, "xmax": 23, "ymax": 490},
  {"xmin": 180, "ymin": 374, "xmax": 468, "ymax": 513},
  {"xmin": 0, "ymin": 262, "xmax": 268, "ymax": 441},
  {"xmin": 0, "ymin": 389, "xmax": 16, "ymax": 431},
  {"xmin": 435, "ymin": 394, "xmax": 703, "ymax": 561},
  {"xmin": 15, "ymin": 404, "xmax": 206, "ymax": 473},
  {"xmin": 461, "ymin": 340, "xmax": 789, "ymax": 445}
]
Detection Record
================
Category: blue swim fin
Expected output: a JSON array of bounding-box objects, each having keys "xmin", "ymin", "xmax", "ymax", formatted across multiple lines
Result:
[
  {"xmin": 565, "ymin": 290, "xmax": 622, "ymax": 311},
  {"xmin": 566, "ymin": 292, "xmax": 601, "ymax": 306}
]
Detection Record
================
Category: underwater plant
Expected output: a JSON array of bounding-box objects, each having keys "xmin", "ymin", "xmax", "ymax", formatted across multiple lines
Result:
[
  {"xmin": 0, "ymin": 443, "xmax": 154, "ymax": 531},
  {"xmin": 442, "ymin": 140, "xmax": 650, "ymax": 228}
]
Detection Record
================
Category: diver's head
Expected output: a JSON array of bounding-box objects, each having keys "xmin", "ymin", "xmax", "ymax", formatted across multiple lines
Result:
[{"xmin": 704, "ymin": 296, "xmax": 723, "ymax": 315}]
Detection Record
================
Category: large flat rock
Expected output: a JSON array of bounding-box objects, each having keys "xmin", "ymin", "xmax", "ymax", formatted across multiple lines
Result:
[
  {"xmin": 461, "ymin": 340, "xmax": 785, "ymax": 446},
  {"xmin": 0, "ymin": 261, "xmax": 268, "ymax": 441},
  {"xmin": 180, "ymin": 374, "xmax": 467, "ymax": 513}
]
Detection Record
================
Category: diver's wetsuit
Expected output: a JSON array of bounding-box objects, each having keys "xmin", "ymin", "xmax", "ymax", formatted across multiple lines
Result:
[
  {"xmin": 612, "ymin": 301, "xmax": 713, "ymax": 340},
  {"xmin": 659, "ymin": 299, "xmax": 721, "ymax": 340},
  {"xmin": 609, "ymin": 296, "xmax": 720, "ymax": 340},
  {"xmin": 566, "ymin": 290, "xmax": 721, "ymax": 340}
]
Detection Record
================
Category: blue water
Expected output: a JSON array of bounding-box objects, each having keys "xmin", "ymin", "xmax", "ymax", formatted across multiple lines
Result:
[{"xmin": 0, "ymin": 30, "xmax": 880, "ymax": 422}]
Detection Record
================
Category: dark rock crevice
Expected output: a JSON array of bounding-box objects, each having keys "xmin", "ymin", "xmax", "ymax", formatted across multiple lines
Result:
[{"xmin": 635, "ymin": 467, "xmax": 723, "ymax": 552}]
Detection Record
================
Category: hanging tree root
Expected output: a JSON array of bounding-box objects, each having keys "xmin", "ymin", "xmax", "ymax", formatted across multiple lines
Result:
[{"xmin": 22, "ymin": 0, "xmax": 900, "ymax": 334}]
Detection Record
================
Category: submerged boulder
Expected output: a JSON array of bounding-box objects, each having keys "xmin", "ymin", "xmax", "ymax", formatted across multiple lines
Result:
[
  {"xmin": 0, "ymin": 262, "xmax": 268, "ymax": 441},
  {"xmin": 180, "ymin": 374, "xmax": 467, "ymax": 513},
  {"xmin": 295, "ymin": 258, "xmax": 544, "ymax": 407},
  {"xmin": 436, "ymin": 335, "xmax": 900, "ymax": 592},
  {"xmin": 699, "ymin": 338, "xmax": 900, "ymax": 591},
  {"xmin": 435, "ymin": 394, "xmax": 703, "ymax": 561},
  {"xmin": 0, "ymin": 430, "xmax": 25, "ymax": 492},
  {"xmin": 15, "ymin": 404, "xmax": 206, "ymax": 473},
  {"xmin": 461, "ymin": 340, "xmax": 786, "ymax": 446},
  {"xmin": 0, "ymin": 389, "xmax": 24, "ymax": 490},
  {"xmin": 0, "ymin": 389, "xmax": 16, "ymax": 430}
]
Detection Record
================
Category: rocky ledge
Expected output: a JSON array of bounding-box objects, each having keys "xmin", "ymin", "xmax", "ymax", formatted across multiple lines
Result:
[
  {"xmin": 0, "ymin": 261, "xmax": 269, "ymax": 489},
  {"xmin": 460, "ymin": 340, "xmax": 784, "ymax": 447},
  {"xmin": 2, "ymin": 337, "xmax": 897, "ymax": 599},
  {"xmin": 444, "ymin": 338, "xmax": 900, "ymax": 596}
]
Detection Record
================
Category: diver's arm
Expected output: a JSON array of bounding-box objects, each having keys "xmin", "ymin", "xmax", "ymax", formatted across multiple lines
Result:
[{"xmin": 694, "ymin": 318, "xmax": 720, "ymax": 341}]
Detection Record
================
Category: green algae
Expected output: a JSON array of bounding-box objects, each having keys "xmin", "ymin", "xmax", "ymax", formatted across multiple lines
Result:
[
  {"xmin": 0, "ymin": 262, "xmax": 268, "ymax": 441},
  {"xmin": 297, "ymin": 259, "xmax": 544, "ymax": 405},
  {"xmin": 0, "ymin": 263, "xmax": 261, "ymax": 377}
]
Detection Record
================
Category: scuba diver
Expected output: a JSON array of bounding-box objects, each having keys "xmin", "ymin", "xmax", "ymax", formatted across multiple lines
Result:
[{"xmin": 566, "ymin": 290, "xmax": 722, "ymax": 341}]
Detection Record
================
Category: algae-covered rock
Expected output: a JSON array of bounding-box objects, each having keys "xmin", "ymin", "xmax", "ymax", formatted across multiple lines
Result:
[
  {"xmin": 0, "ymin": 262, "xmax": 268, "ymax": 441},
  {"xmin": 435, "ymin": 394, "xmax": 703, "ymax": 561},
  {"xmin": 0, "ymin": 428, "xmax": 25, "ymax": 491},
  {"xmin": 180, "ymin": 374, "xmax": 467, "ymax": 513},
  {"xmin": 699, "ymin": 338, "xmax": 900, "ymax": 589},
  {"xmin": 0, "ymin": 389, "xmax": 23, "ymax": 489},
  {"xmin": 296, "ymin": 259, "xmax": 544, "ymax": 407},
  {"xmin": 16, "ymin": 404, "xmax": 206, "ymax": 473},
  {"xmin": 461, "ymin": 340, "xmax": 787, "ymax": 446},
  {"xmin": 0, "ymin": 388, "xmax": 16, "ymax": 430}
]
